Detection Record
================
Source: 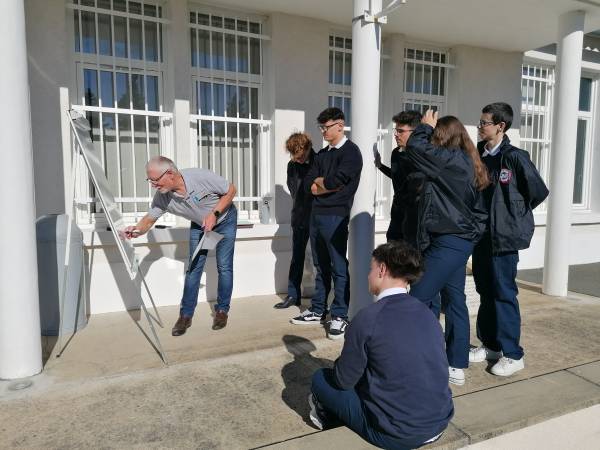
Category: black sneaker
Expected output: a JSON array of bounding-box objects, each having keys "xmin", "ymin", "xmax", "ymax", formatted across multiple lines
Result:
[
  {"xmin": 328, "ymin": 317, "xmax": 348, "ymax": 340},
  {"xmin": 290, "ymin": 309, "xmax": 323, "ymax": 325}
]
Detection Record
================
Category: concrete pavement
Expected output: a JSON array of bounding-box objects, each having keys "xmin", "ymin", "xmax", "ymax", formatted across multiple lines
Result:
[{"xmin": 1, "ymin": 284, "xmax": 600, "ymax": 449}]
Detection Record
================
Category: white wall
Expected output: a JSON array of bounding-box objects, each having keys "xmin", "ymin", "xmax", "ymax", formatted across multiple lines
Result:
[{"xmin": 448, "ymin": 45, "xmax": 523, "ymax": 144}]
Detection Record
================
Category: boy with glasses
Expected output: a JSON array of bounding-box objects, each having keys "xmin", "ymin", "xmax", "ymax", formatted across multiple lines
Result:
[
  {"xmin": 470, "ymin": 102, "xmax": 549, "ymax": 376},
  {"xmin": 374, "ymin": 110, "xmax": 425, "ymax": 243},
  {"xmin": 290, "ymin": 107, "xmax": 363, "ymax": 340}
]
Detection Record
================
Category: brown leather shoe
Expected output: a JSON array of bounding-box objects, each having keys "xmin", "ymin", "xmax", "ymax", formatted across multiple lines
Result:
[
  {"xmin": 172, "ymin": 315, "xmax": 192, "ymax": 336},
  {"xmin": 212, "ymin": 310, "xmax": 228, "ymax": 330}
]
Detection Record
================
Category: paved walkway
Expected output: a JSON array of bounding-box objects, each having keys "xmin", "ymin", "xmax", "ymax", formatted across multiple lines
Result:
[
  {"xmin": 519, "ymin": 262, "xmax": 600, "ymax": 298},
  {"xmin": 1, "ymin": 284, "xmax": 599, "ymax": 449}
]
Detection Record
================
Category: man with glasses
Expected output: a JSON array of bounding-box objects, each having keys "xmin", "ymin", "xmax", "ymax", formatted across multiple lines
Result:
[
  {"xmin": 374, "ymin": 110, "xmax": 425, "ymax": 243},
  {"xmin": 469, "ymin": 102, "xmax": 548, "ymax": 376},
  {"xmin": 290, "ymin": 107, "xmax": 363, "ymax": 340},
  {"xmin": 124, "ymin": 156, "xmax": 238, "ymax": 335}
]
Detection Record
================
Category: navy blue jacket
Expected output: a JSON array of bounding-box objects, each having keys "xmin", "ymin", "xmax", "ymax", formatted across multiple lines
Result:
[
  {"xmin": 304, "ymin": 139, "xmax": 363, "ymax": 217},
  {"xmin": 287, "ymin": 150, "xmax": 315, "ymax": 228},
  {"xmin": 406, "ymin": 124, "xmax": 488, "ymax": 251},
  {"xmin": 477, "ymin": 137, "xmax": 549, "ymax": 253},
  {"xmin": 334, "ymin": 293, "xmax": 454, "ymax": 442},
  {"xmin": 378, "ymin": 148, "xmax": 426, "ymax": 246}
]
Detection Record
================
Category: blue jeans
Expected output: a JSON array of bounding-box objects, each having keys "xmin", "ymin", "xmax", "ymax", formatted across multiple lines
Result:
[
  {"xmin": 410, "ymin": 234, "xmax": 474, "ymax": 368},
  {"xmin": 309, "ymin": 214, "xmax": 350, "ymax": 320},
  {"xmin": 180, "ymin": 206, "xmax": 237, "ymax": 317},
  {"xmin": 287, "ymin": 225, "xmax": 310, "ymax": 300},
  {"xmin": 472, "ymin": 234, "xmax": 523, "ymax": 360},
  {"xmin": 312, "ymin": 369, "xmax": 429, "ymax": 450}
]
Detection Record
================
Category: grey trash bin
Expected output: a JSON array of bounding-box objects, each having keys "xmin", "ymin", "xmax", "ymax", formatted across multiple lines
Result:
[{"xmin": 36, "ymin": 214, "xmax": 87, "ymax": 336}]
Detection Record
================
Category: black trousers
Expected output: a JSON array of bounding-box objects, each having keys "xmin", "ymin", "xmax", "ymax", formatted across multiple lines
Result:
[{"xmin": 287, "ymin": 225, "xmax": 310, "ymax": 300}]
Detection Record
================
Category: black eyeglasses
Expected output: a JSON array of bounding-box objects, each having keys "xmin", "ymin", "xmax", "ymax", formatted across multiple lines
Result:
[
  {"xmin": 477, "ymin": 120, "xmax": 496, "ymax": 128},
  {"xmin": 146, "ymin": 169, "xmax": 169, "ymax": 184},
  {"xmin": 318, "ymin": 121, "xmax": 343, "ymax": 132},
  {"xmin": 393, "ymin": 127, "xmax": 413, "ymax": 135}
]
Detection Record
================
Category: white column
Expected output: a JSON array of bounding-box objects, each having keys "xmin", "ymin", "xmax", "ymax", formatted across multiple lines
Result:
[
  {"xmin": 542, "ymin": 11, "xmax": 585, "ymax": 297},
  {"xmin": 0, "ymin": 0, "xmax": 43, "ymax": 379},
  {"xmin": 348, "ymin": 0, "xmax": 382, "ymax": 318}
]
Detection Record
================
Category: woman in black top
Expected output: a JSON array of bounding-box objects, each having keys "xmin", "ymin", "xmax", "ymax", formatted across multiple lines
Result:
[{"xmin": 405, "ymin": 110, "xmax": 489, "ymax": 386}]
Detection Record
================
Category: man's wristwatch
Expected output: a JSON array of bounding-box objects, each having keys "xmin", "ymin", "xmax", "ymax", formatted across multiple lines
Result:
[{"xmin": 212, "ymin": 209, "xmax": 221, "ymax": 218}]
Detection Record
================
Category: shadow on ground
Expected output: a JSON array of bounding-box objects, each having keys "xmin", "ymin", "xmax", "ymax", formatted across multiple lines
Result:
[{"xmin": 281, "ymin": 335, "xmax": 334, "ymax": 426}]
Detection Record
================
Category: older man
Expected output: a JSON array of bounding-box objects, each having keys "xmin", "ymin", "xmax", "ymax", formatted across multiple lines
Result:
[{"xmin": 124, "ymin": 156, "xmax": 237, "ymax": 334}]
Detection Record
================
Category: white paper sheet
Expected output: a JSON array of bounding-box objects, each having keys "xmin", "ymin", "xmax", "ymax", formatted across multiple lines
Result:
[{"xmin": 191, "ymin": 231, "xmax": 224, "ymax": 261}]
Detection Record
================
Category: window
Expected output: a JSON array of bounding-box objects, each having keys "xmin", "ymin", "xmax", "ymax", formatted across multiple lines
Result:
[
  {"xmin": 71, "ymin": 0, "xmax": 172, "ymax": 225},
  {"xmin": 402, "ymin": 46, "xmax": 448, "ymax": 113},
  {"xmin": 520, "ymin": 63, "xmax": 554, "ymax": 199},
  {"xmin": 520, "ymin": 63, "xmax": 596, "ymax": 209},
  {"xmin": 573, "ymin": 76, "xmax": 595, "ymax": 207},
  {"xmin": 189, "ymin": 9, "xmax": 268, "ymax": 221},
  {"xmin": 328, "ymin": 34, "xmax": 352, "ymax": 125}
]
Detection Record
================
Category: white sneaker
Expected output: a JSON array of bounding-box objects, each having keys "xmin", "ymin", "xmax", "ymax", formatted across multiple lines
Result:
[
  {"xmin": 308, "ymin": 393, "xmax": 324, "ymax": 430},
  {"xmin": 491, "ymin": 356, "xmax": 525, "ymax": 377},
  {"xmin": 469, "ymin": 346, "xmax": 502, "ymax": 363},
  {"xmin": 449, "ymin": 367, "xmax": 465, "ymax": 386},
  {"xmin": 327, "ymin": 317, "xmax": 348, "ymax": 340}
]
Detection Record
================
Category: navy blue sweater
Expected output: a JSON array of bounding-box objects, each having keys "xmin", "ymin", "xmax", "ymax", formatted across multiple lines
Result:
[
  {"xmin": 334, "ymin": 293, "xmax": 454, "ymax": 442},
  {"xmin": 304, "ymin": 139, "xmax": 363, "ymax": 217}
]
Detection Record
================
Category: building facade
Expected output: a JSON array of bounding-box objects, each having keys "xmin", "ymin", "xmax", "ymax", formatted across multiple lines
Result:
[{"xmin": 19, "ymin": 0, "xmax": 600, "ymax": 316}]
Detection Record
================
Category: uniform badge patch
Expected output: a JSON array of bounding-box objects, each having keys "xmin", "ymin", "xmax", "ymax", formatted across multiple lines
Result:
[{"xmin": 499, "ymin": 168, "xmax": 512, "ymax": 184}]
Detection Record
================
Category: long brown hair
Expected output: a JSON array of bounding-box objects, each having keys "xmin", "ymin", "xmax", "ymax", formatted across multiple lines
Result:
[{"xmin": 431, "ymin": 116, "xmax": 490, "ymax": 190}]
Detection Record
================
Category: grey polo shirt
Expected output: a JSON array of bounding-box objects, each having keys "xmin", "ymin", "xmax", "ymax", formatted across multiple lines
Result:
[{"xmin": 148, "ymin": 168, "xmax": 230, "ymax": 225}]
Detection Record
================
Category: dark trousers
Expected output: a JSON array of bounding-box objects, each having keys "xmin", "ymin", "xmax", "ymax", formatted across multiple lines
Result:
[
  {"xmin": 409, "ymin": 235, "xmax": 474, "ymax": 368},
  {"xmin": 287, "ymin": 225, "xmax": 310, "ymax": 300},
  {"xmin": 312, "ymin": 369, "xmax": 431, "ymax": 450},
  {"xmin": 472, "ymin": 235, "xmax": 523, "ymax": 360},
  {"xmin": 386, "ymin": 216, "xmax": 403, "ymax": 242},
  {"xmin": 309, "ymin": 214, "xmax": 350, "ymax": 319}
]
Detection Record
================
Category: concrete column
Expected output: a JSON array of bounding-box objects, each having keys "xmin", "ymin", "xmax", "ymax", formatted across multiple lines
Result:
[
  {"xmin": 542, "ymin": 11, "xmax": 585, "ymax": 297},
  {"xmin": 0, "ymin": 0, "xmax": 43, "ymax": 379},
  {"xmin": 348, "ymin": 0, "xmax": 382, "ymax": 317}
]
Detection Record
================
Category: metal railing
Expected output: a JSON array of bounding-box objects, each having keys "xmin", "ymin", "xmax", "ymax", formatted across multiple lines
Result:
[
  {"xmin": 71, "ymin": 104, "xmax": 175, "ymax": 226},
  {"xmin": 189, "ymin": 113, "xmax": 272, "ymax": 222}
]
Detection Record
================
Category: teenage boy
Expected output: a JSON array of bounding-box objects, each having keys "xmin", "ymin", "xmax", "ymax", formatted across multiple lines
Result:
[
  {"xmin": 374, "ymin": 110, "xmax": 425, "ymax": 243},
  {"xmin": 309, "ymin": 241, "xmax": 453, "ymax": 449},
  {"xmin": 290, "ymin": 107, "xmax": 363, "ymax": 340},
  {"xmin": 274, "ymin": 132, "xmax": 316, "ymax": 309},
  {"xmin": 471, "ymin": 102, "xmax": 549, "ymax": 376}
]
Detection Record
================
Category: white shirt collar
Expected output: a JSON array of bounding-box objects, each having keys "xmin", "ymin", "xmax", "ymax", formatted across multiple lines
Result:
[
  {"xmin": 329, "ymin": 135, "xmax": 348, "ymax": 150},
  {"xmin": 376, "ymin": 287, "xmax": 408, "ymax": 301},
  {"xmin": 482, "ymin": 140, "xmax": 502, "ymax": 158}
]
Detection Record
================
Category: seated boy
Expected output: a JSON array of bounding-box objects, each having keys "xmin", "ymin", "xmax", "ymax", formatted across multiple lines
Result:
[{"xmin": 309, "ymin": 241, "xmax": 453, "ymax": 449}]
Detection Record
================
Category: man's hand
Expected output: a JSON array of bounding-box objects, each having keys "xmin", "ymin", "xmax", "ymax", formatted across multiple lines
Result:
[
  {"xmin": 202, "ymin": 212, "xmax": 217, "ymax": 232},
  {"xmin": 373, "ymin": 149, "xmax": 382, "ymax": 168},
  {"xmin": 123, "ymin": 226, "xmax": 140, "ymax": 239},
  {"xmin": 422, "ymin": 109, "xmax": 438, "ymax": 128}
]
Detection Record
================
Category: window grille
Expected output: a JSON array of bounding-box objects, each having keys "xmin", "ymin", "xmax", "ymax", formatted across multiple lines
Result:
[
  {"xmin": 328, "ymin": 34, "xmax": 352, "ymax": 125},
  {"xmin": 189, "ymin": 8, "xmax": 268, "ymax": 221},
  {"xmin": 70, "ymin": 0, "xmax": 173, "ymax": 226},
  {"xmin": 403, "ymin": 46, "xmax": 449, "ymax": 113}
]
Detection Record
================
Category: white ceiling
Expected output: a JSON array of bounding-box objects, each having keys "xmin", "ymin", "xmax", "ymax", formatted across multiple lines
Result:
[{"xmin": 204, "ymin": 0, "xmax": 600, "ymax": 52}]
